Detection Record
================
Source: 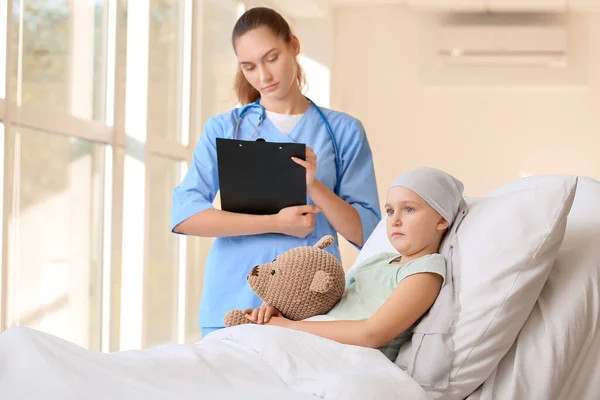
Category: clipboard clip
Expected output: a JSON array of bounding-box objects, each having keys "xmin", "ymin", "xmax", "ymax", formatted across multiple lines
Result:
[{"xmin": 254, "ymin": 138, "xmax": 285, "ymax": 151}]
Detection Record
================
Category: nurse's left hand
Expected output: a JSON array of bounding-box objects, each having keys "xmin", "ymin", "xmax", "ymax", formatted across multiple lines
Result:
[{"xmin": 291, "ymin": 146, "xmax": 318, "ymax": 188}]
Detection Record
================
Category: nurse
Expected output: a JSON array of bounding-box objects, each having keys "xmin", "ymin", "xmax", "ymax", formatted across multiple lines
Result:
[{"xmin": 171, "ymin": 6, "xmax": 381, "ymax": 337}]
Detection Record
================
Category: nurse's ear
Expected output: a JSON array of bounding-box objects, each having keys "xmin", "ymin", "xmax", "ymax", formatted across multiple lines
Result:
[{"xmin": 290, "ymin": 35, "xmax": 301, "ymax": 56}]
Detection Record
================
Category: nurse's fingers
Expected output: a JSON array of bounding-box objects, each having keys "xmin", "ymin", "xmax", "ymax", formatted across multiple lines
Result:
[
  {"xmin": 242, "ymin": 308, "xmax": 254, "ymax": 315},
  {"xmin": 295, "ymin": 205, "xmax": 321, "ymax": 215},
  {"xmin": 291, "ymin": 157, "xmax": 310, "ymax": 169}
]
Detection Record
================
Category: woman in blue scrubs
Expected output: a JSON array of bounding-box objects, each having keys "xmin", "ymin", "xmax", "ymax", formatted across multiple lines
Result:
[{"xmin": 171, "ymin": 7, "xmax": 381, "ymax": 337}]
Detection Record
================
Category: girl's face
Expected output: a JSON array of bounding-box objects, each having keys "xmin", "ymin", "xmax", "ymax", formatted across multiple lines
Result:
[
  {"xmin": 235, "ymin": 26, "xmax": 300, "ymax": 102},
  {"xmin": 385, "ymin": 186, "xmax": 449, "ymax": 258}
]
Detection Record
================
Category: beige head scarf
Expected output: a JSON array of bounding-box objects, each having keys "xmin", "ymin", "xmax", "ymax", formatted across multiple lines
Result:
[{"xmin": 389, "ymin": 166, "xmax": 467, "ymax": 228}]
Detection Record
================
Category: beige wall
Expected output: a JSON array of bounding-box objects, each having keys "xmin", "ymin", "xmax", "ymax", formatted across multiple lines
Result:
[{"xmin": 331, "ymin": 8, "xmax": 600, "ymax": 266}]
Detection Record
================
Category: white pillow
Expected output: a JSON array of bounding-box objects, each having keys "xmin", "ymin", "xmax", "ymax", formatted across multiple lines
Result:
[
  {"xmin": 467, "ymin": 176, "xmax": 600, "ymax": 400},
  {"xmin": 353, "ymin": 175, "xmax": 578, "ymax": 399}
]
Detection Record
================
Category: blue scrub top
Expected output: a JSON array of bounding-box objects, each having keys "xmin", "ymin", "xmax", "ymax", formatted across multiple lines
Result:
[{"xmin": 171, "ymin": 103, "xmax": 381, "ymax": 329}]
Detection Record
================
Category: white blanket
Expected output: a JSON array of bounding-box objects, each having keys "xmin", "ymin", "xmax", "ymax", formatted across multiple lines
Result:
[{"xmin": 0, "ymin": 324, "xmax": 428, "ymax": 400}]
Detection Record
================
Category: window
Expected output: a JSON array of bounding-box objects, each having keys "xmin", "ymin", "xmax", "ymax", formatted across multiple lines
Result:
[
  {"xmin": 200, "ymin": 0, "xmax": 241, "ymax": 123},
  {"xmin": 6, "ymin": 127, "xmax": 104, "ymax": 350},
  {"xmin": 147, "ymin": 0, "xmax": 186, "ymax": 144},
  {"xmin": 0, "ymin": 0, "xmax": 249, "ymax": 350},
  {"xmin": 0, "ymin": 0, "xmax": 6, "ymax": 103},
  {"xmin": 12, "ymin": 0, "xmax": 108, "ymax": 121},
  {"xmin": 143, "ymin": 155, "xmax": 183, "ymax": 348}
]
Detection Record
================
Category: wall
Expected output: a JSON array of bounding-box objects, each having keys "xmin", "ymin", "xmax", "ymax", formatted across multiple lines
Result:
[{"xmin": 331, "ymin": 7, "xmax": 600, "ymax": 266}]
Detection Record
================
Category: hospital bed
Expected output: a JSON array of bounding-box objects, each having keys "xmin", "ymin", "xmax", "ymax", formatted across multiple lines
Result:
[{"xmin": 0, "ymin": 174, "xmax": 598, "ymax": 400}]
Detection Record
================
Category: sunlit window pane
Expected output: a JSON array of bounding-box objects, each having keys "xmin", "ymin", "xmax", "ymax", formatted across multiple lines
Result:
[
  {"xmin": 11, "ymin": 0, "xmax": 109, "ymax": 121},
  {"xmin": 147, "ymin": 0, "xmax": 185, "ymax": 143},
  {"xmin": 7, "ymin": 127, "xmax": 104, "ymax": 350},
  {"xmin": 298, "ymin": 54, "xmax": 331, "ymax": 108},
  {"xmin": 200, "ymin": 0, "xmax": 239, "ymax": 122},
  {"xmin": 0, "ymin": 0, "xmax": 7, "ymax": 100},
  {"xmin": 143, "ymin": 154, "xmax": 181, "ymax": 348}
]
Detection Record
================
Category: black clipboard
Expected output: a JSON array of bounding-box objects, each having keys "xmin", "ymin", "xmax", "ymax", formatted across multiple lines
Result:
[{"xmin": 216, "ymin": 138, "xmax": 307, "ymax": 215}]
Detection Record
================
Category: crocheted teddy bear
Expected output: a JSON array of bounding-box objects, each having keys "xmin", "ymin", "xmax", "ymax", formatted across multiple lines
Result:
[{"xmin": 224, "ymin": 235, "xmax": 345, "ymax": 327}]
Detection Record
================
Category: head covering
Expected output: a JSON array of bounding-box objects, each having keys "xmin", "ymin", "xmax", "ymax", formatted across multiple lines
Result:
[{"xmin": 389, "ymin": 167, "xmax": 466, "ymax": 227}]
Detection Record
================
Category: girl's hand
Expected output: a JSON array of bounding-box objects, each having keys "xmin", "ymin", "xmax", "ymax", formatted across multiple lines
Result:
[
  {"xmin": 292, "ymin": 146, "xmax": 318, "ymax": 189},
  {"xmin": 243, "ymin": 303, "xmax": 282, "ymax": 324}
]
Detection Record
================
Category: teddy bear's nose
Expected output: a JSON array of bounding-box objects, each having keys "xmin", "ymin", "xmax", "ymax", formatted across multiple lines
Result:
[{"xmin": 250, "ymin": 266, "xmax": 259, "ymax": 277}]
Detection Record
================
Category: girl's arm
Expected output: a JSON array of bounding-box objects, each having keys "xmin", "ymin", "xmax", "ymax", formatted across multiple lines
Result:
[{"xmin": 267, "ymin": 272, "xmax": 443, "ymax": 349}]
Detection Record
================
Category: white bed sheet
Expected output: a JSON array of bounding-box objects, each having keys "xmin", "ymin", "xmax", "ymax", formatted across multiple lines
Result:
[{"xmin": 0, "ymin": 323, "xmax": 428, "ymax": 400}]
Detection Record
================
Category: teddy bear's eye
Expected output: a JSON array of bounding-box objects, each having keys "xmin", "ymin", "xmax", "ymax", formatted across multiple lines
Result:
[{"xmin": 271, "ymin": 269, "xmax": 276, "ymax": 275}]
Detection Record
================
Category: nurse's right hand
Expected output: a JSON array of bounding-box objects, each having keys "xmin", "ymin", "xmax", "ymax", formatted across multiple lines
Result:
[{"xmin": 276, "ymin": 205, "xmax": 321, "ymax": 238}]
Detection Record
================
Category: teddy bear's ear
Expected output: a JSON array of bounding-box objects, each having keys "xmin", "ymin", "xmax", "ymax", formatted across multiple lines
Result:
[
  {"xmin": 309, "ymin": 270, "xmax": 333, "ymax": 294},
  {"xmin": 314, "ymin": 235, "xmax": 334, "ymax": 250}
]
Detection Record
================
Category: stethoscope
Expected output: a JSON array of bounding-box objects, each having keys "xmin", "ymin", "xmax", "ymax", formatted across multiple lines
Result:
[{"xmin": 234, "ymin": 97, "xmax": 342, "ymax": 196}]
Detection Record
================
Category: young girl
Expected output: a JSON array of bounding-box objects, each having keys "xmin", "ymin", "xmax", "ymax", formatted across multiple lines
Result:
[
  {"xmin": 245, "ymin": 167, "xmax": 466, "ymax": 360},
  {"xmin": 171, "ymin": 7, "xmax": 380, "ymax": 338}
]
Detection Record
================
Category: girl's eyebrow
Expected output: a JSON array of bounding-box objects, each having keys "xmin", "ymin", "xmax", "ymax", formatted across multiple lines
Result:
[
  {"xmin": 401, "ymin": 201, "xmax": 419, "ymax": 206},
  {"xmin": 386, "ymin": 200, "xmax": 421, "ymax": 208}
]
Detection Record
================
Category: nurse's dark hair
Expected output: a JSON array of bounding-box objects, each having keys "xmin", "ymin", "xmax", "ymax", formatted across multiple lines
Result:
[{"xmin": 232, "ymin": 7, "xmax": 306, "ymax": 105}]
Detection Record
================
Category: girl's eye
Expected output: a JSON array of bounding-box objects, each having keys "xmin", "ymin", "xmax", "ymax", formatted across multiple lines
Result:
[
  {"xmin": 268, "ymin": 55, "xmax": 278, "ymax": 62},
  {"xmin": 405, "ymin": 207, "xmax": 414, "ymax": 213},
  {"xmin": 386, "ymin": 209, "xmax": 394, "ymax": 216}
]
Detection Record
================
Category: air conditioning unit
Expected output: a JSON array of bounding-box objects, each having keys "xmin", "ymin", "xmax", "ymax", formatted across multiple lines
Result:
[{"xmin": 437, "ymin": 25, "xmax": 568, "ymax": 67}]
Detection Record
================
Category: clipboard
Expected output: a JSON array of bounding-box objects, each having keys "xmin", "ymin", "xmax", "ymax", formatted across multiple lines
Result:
[{"xmin": 216, "ymin": 138, "xmax": 307, "ymax": 215}]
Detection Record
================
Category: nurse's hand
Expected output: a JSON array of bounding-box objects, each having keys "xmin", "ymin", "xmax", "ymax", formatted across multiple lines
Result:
[
  {"xmin": 291, "ymin": 146, "xmax": 318, "ymax": 188},
  {"xmin": 276, "ymin": 205, "xmax": 321, "ymax": 238}
]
